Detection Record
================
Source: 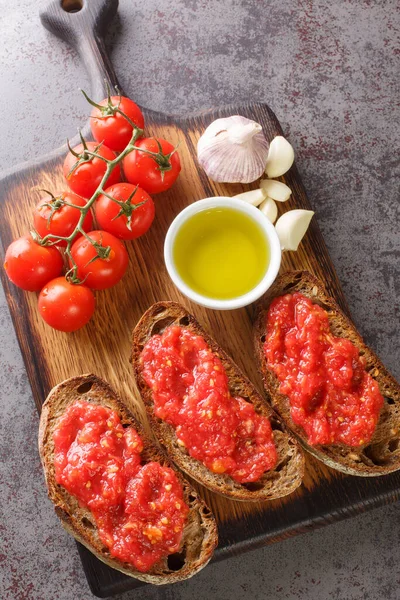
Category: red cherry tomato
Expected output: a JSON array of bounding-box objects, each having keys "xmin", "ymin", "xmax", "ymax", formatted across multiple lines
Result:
[
  {"xmin": 63, "ymin": 142, "xmax": 121, "ymax": 199},
  {"xmin": 95, "ymin": 183, "xmax": 155, "ymax": 240},
  {"xmin": 90, "ymin": 96, "xmax": 144, "ymax": 152},
  {"xmin": 33, "ymin": 191, "xmax": 93, "ymax": 247},
  {"xmin": 122, "ymin": 137, "xmax": 181, "ymax": 194},
  {"xmin": 38, "ymin": 277, "xmax": 95, "ymax": 332},
  {"xmin": 4, "ymin": 235, "xmax": 63, "ymax": 292},
  {"xmin": 70, "ymin": 230, "xmax": 129, "ymax": 290}
]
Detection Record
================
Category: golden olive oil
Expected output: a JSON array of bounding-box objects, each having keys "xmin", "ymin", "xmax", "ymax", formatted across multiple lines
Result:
[{"xmin": 173, "ymin": 207, "xmax": 270, "ymax": 300}]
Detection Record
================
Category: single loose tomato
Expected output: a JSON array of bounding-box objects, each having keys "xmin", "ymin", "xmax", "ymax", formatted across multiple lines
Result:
[
  {"xmin": 38, "ymin": 277, "xmax": 95, "ymax": 332},
  {"xmin": 70, "ymin": 230, "xmax": 129, "ymax": 290},
  {"xmin": 122, "ymin": 137, "xmax": 181, "ymax": 194},
  {"xmin": 4, "ymin": 235, "xmax": 63, "ymax": 292},
  {"xmin": 90, "ymin": 96, "xmax": 144, "ymax": 152},
  {"xmin": 63, "ymin": 142, "xmax": 121, "ymax": 199},
  {"xmin": 33, "ymin": 191, "xmax": 93, "ymax": 247},
  {"xmin": 95, "ymin": 183, "xmax": 155, "ymax": 240}
]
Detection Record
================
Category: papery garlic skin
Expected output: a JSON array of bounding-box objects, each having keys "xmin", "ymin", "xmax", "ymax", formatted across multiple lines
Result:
[
  {"xmin": 260, "ymin": 179, "xmax": 292, "ymax": 202},
  {"xmin": 275, "ymin": 209, "xmax": 314, "ymax": 251},
  {"xmin": 265, "ymin": 136, "xmax": 295, "ymax": 178},
  {"xmin": 259, "ymin": 197, "xmax": 278, "ymax": 223},
  {"xmin": 197, "ymin": 115, "xmax": 270, "ymax": 183},
  {"xmin": 233, "ymin": 188, "xmax": 267, "ymax": 206}
]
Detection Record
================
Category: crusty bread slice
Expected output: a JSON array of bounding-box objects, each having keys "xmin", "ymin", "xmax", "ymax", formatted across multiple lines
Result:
[
  {"xmin": 38, "ymin": 374, "xmax": 218, "ymax": 585},
  {"xmin": 254, "ymin": 270, "xmax": 400, "ymax": 477},
  {"xmin": 131, "ymin": 301, "xmax": 305, "ymax": 502}
]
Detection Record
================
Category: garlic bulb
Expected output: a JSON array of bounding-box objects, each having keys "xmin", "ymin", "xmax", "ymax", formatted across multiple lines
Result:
[
  {"xmin": 275, "ymin": 209, "xmax": 314, "ymax": 251},
  {"xmin": 233, "ymin": 188, "xmax": 266, "ymax": 206},
  {"xmin": 259, "ymin": 197, "xmax": 278, "ymax": 223},
  {"xmin": 265, "ymin": 136, "xmax": 295, "ymax": 178},
  {"xmin": 260, "ymin": 179, "xmax": 292, "ymax": 202},
  {"xmin": 197, "ymin": 115, "xmax": 270, "ymax": 183}
]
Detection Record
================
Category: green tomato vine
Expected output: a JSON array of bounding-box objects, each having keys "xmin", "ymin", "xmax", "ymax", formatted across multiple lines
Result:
[{"xmin": 32, "ymin": 86, "xmax": 173, "ymax": 285}]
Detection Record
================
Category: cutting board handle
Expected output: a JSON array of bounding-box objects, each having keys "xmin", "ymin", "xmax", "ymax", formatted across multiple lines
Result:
[{"xmin": 40, "ymin": 0, "xmax": 122, "ymax": 101}]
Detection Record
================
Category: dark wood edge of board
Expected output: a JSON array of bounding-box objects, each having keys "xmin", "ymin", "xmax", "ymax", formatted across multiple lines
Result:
[{"xmin": 81, "ymin": 483, "xmax": 400, "ymax": 597}]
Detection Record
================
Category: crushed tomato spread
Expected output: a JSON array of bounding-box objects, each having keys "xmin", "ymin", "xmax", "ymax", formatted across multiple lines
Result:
[
  {"xmin": 53, "ymin": 401, "xmax": 189, "ymax": 572},
  {"xmin": 140, "ymin": 326, "xmax": 277, "ymax": 483},
  {"xmin": 264, "ymin": 292, "xmax": 383, "ymax": 446}
]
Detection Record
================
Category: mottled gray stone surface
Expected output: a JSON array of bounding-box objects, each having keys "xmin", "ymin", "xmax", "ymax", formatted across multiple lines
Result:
[{"xmin": 0, "ymin": 0, "xmax": 399, "ymax": 598}]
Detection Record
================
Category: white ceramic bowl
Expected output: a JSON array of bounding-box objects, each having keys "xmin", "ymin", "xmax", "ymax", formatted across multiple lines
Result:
[{"xmin": 164, "ymin": 196, "xmax": 282, "ymax": 310}]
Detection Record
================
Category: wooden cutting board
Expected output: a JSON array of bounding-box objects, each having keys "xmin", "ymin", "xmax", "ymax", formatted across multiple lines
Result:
[{"xmin": 1, "ymin": 1, "xmax": 399, "ymax": 597}]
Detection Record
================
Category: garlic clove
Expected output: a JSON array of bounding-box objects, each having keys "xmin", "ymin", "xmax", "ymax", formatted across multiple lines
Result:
[
  {"xmin": 197, "ymin": 115, "xmax": 270, "ymax": 183},
  {"xmin": 259, "ymin": 197, "xmax": 278, "ymax": 223},
  {"xmin": 233, "ymin": 188, "xmax": 267, "ymax": 206},
  {"xmin": 265, "ymin": 136, "xmax": 295, "ymax": 178},
  {"xmin": 275, "ymin": 209, "xmax": 314, "ymax": 251},
  {"xmin": 260, "ymin": 179, "xmax": 292, "ymax": 202}
]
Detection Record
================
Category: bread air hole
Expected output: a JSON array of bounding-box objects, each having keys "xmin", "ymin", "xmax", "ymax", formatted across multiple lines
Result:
[
  {"xmin": 282, "ymin": 284, "xmax": 295, "ymax": 293},
  {"xmin": 81, "ymin": 517, "xmax": 95, "ymax": 529},
  {"xmin": 313, "ymin": 299, "xmax": 332, "ymax": 313},
  {"xmin": 242, "ymin": 480, "xmax": 265, "ymax": 492},
  {"xmin": 275, "ymin": 454, "xmax": 291, "ymax": 472},
  {"xmin": 201, "ymin": 506, "xmax": 212, "ymax": 516},
  {"xmin": 270, "ymin": 416, "xmax": 284, "ymax": 432},
  {"xmin": 167, "ymin": 550, "xmax": 186, "ymax": 571},
  {"xmin": 281, "ymin": 274, "xmax": 303, "ymax": 292},
  {"xmin": 362, "ymin": 444, "xmax": 394, "ymax": 466},
  {"xmin": 385, "ymin": 396, "xmax": 395, "ymax": 405},
  {"xmin": 150, "ymin": 317, "xmax": 176, "ymax": 336},
  {"xmin": 76, "ymin": 381, "xmax": 93, "ymax": 394},
  {"xmin": 179, "ymin": 316, "xmax": 190, "ymax": 326}
]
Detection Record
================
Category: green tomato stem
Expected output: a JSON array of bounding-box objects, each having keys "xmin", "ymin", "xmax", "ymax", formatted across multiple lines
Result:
[{"xmin": 35, "ymin": 88, "xmax": 176, "ymax": 285}]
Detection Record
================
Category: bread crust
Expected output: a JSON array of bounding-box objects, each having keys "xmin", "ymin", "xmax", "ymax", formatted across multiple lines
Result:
[
  {"xmin": 253, "ymin": 270, "xmax": 400, "ymax": 476},
  {"xmin": 131, "ymin": 302, "xmax": 305, "ymax": 502},
  {"xmin": 38, "ymin": 374, "xmax": 218, "ymax": 585}
]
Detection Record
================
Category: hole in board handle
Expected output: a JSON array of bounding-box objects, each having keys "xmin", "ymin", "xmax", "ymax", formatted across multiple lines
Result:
[{"xmin": 62, "ymin": 0, "xmax": 83, "ymax": 13}]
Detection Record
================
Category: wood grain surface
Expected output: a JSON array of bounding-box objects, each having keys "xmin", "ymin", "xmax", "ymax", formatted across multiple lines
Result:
[
  {"xmin": 0, "ymin": 0, "xmax": 399, "ymax": 596},
  {"xmin": 1, "ymin": 103, "xmax": 400, "ymax": 598}
]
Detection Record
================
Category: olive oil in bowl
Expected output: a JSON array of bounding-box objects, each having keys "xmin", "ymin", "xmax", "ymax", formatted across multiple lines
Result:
[{"xmin": 172, "ymin": 207, "xmax": 270, "ymax": 300}]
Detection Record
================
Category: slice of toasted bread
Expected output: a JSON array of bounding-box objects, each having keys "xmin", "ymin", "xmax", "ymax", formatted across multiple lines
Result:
[
  {"xmin": 254, "ymin": 270, "xmax": 400, "ymax": 477},
  {"xmin": 38, "ymin": 374, "xmax": 218, "ymax": 585},
  {"xmin": 131, "ymin": 301, "xmax": 305, "ymax": 502}
]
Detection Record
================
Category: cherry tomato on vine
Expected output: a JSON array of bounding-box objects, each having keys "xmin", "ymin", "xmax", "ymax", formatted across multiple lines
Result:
[
  {"xmin": 33, "ymin": 191, "xmax": 93, "ymax": 247},
  {"xmin": 95, "ymin": 183, "xmax": 155, "ymax": 240},
  {"xmin": 70, "ymin": 230, "xmax": 129, "ymax": 290},
  {"xmin": 63, "ymin": 142, "xmax": 121, "ymax": 199},
  {"xmin": 122, "ymin": 137, "xmax": 181, "ymax": 194},
  {"xmin": 90, "ymin": 96, "xmax": 145, "ymax": 152},
  {"xmin": 4, "ymin": 235, "xmax": 64, "ymax": 292},
  {"xmin": 38, "ymin": 277, "xmax": 95, "ymax": 332}
]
